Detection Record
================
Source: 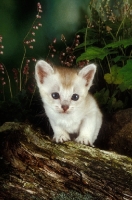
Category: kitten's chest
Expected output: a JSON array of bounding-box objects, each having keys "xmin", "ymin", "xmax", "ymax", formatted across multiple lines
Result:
[
  {"xmin": 52, "ymin": 113, "xmax": 82, "ymax": 134},
  {"xmin": 45, "ymin": 102, "xmax": 85, "ymax": 134},
  {"xmin": 48, "ymin": 110, "xmax": 81, "ymax": 133}
]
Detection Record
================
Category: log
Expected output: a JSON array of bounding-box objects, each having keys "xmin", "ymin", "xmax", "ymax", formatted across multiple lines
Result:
[{"xmin": 0, "ymin": 122, "xmax": 132, "ymax": 200}]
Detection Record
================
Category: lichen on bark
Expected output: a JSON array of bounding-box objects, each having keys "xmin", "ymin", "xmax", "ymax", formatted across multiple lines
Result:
[{"xmin": 0, "ymin": 122, "xmax": 132, "ymax": 199}]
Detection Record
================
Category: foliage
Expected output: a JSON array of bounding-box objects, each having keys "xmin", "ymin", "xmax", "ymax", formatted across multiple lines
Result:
[
  {"xmin": 0, "ymin": 3, "xmax": 43, "ymax": 124},
  {"xmin": 0, "ymin": 3, "xmax": 42, "ymax": 101},
  {"xmin": 75, "ymin": 0, "xmax": 132, "ymax": 112},
  {"xmin": 77, "ymin": 46, "xmax": 110, "ymax": 61},
  {"xmin": 45, "ymin": 0, "xmax": 132, "ymax": 113},
  {"xmin": 0, "ymin": 0, "xmax": 132, "ymax": 124}
]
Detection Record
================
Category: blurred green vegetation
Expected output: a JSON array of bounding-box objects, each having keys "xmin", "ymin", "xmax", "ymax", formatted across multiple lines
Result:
[
  {"xmin": 0, "ymin": 0, "xmax": 92, "ymax": 99},
  {"xmin": 0, "ymin": 0, "xmax": 39, "ymax": 65},
  {"xmin": 0, "ymin": 0, "xmax": 131, "ymax": 123},
  {"xmin": 0, "ymin": 0, "xmax": 92, "ymax": 66}
]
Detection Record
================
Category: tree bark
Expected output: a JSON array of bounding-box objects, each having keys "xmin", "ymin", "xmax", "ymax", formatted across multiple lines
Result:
[{"xmin": 0, "ymin": 122, "xmax": 132, "ymax": 200}]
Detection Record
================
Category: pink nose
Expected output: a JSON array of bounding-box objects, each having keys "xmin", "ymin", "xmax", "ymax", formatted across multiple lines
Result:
[{"xmin": 61, "ymin": 105, "xmax": 69, "ymax": 112}]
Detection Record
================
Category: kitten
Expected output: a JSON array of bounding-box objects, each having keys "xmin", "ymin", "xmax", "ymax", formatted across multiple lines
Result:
[{"xmin": 35, "ymin": 60, "xmax": 102, "ymax": 146}]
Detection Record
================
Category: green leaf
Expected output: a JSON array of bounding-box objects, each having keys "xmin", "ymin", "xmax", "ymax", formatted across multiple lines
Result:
[
  {"xmin": 77, "ymin": 27, "xmax": 97, "ymax": 35},
  {"xmin": 114, "ymin": 100, "xmax": 124, "ymax": 109},
  {"xmin": 118, "ymin": 59, "xmax": 132, "ymax": 91},
  {"xmin": 104, "ymin": 65, "xmax": 123, "ymax": 84},
  {"xmin": 104, "ymin": 38, "xmax": 132, "ymax": 49},
  {"xmin": 107, "ymin": 97, "xmax": 124, "ymax": 111},
  {"xmin": 112, "ymin": 56, "xmax": 127, "ymax": 63},
  {"xmin": 76, "ymin": 28, "xmax": 87, "ymax": 34},
  {"xmin": 75, "ymin": 39, "xmax": 98, "ymax": 50},
  {"xmin": 76, "ymin": 46, "xmax": 110, "ymax": 62},
  {"xmin": 94, "ymin": 88, "xmax": 109, "ymax": 105}
]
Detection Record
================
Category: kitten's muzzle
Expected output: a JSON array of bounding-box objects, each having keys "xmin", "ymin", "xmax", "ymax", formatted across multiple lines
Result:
[{"xmin": 61, "ymin": 105, "xmax": 69, "ymax": 112}]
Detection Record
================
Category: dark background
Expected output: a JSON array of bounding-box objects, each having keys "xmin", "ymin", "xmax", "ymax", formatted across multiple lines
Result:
[
  {"xmin": 0, "ymin": 0, "xmax": 91, "ymax": 66},
  {"xmin": 0, "ymin": 0, "xmax": 127, "ymax": 100}
]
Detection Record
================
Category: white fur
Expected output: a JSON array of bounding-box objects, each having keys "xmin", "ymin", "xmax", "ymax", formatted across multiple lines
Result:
[{"xmin": 35, "ymin": 60, "xmax": 102, "ymax": 146}]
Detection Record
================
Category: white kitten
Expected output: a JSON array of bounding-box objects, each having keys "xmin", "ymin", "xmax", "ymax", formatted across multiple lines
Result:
[{"xmin": 35, "ymin": 60, "xmax": 102, "ymax": 146}]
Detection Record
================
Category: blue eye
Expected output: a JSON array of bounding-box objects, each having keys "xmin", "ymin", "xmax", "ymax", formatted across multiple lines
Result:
[
  {"xmin": 71, "ymin": 94, "xmax": 79, "ymax": 101},
  {"xmin": 51, "ymin": 92, "xmax": 60, "ymax": 99}
]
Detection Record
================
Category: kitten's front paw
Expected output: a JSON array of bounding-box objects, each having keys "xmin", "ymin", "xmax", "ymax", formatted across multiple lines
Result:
[
  {"xmin": 53, "ymin": 133, "xmax": 70, "ymax": 143},
  {"xmin": 75, "ymin": 136, "xmax": 93, "ymax": 146}
]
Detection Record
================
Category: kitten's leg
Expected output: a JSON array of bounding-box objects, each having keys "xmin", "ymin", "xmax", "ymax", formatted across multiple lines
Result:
[
  {"xmin": 53, "ymin": 128, "xmax": 70, "ymax": 143},
  {"xmin": 75, "ymin": 111, "xmax": 102, "ymax": 146},
  {"xmin": 50, "ymin": 121, "xmax": 70, "ymax": 143}
]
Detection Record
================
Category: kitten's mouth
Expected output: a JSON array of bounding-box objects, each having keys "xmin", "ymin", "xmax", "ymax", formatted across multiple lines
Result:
[{"xmin": 59, "ymin": 110, "xmax": 69, "ymax": 114}]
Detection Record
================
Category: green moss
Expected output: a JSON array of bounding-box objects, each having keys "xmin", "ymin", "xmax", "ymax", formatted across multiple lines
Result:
[{"xmin": 53, "ymin": 190, "xmax": 101, "ymax": 200}]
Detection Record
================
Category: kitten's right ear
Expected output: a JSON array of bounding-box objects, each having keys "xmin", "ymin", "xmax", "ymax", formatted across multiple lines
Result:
[
  {"xmin": 78, "ymin": 63, "xmax": 96, "ymax": 89},
  {"xmin": 35, "ymin": 60, "xmax": 54, "ymax": 84}
]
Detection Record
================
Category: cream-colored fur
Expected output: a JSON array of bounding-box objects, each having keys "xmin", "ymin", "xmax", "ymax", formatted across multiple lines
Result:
[{"xmin": 35, "ymin": 60, "xmax": 102, "ymax": 146}]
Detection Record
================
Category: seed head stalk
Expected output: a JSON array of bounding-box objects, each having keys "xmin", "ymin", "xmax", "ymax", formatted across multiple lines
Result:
[
  {"xmin": 84, "ymin": 25, "xmax": 88, "ymax": 52},
  {"xmin": 116, "ymin": 5, "xmax": 132, "ymax": 38},
  {"xmin": 2, "ymin": 63, "xmax": 13, "ymax": 98},
  {"xmin": 19, "ymin": 3, "xmax": 42, "ymax": 91},
  {"xmin": 19, "ymin": 45, "xmax": 26, "ymax": 91}
]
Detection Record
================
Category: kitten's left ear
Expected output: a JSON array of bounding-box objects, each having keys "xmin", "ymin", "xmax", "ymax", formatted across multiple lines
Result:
[
  {"xmin": 35, "ymin": 60, "xmax": 54, "ymax": 85},
  {"xmin": 78, "ymin": 64, "xmax": 96, "ymax": 88}
]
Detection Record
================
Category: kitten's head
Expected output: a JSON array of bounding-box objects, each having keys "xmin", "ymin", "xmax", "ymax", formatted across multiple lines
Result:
[{"xmin": 35, "ymin": 60, "xmax": 96, "ymax": 114}]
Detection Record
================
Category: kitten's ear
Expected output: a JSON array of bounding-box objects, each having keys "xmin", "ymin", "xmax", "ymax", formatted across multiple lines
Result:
[
  {"xmin": 35, "ymin": 60, "xmax": 54, "ymax": 84},
  {"xmin": 78, "ymin": 64, "xmax": 96, "ymax": 88}
]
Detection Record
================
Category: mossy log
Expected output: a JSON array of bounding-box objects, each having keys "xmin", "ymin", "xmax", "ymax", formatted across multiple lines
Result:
[{"xmin": 0, "ymin": 122, "xmax": 132, "ymax": 200}]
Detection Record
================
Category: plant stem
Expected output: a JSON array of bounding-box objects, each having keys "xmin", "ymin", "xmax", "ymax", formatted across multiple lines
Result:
[
  {"xmin": 129, "ymin": 50, "xmax": 132, "ymax": 59},
  {"xmin": 84, "ymin": 25, "xmax": 88, "ymax": 52},
  {"xmin": 23, "ymin": 14, "xmax": 39, "ymax": 42},
  {"xmin": 19, "ymin": 45, "xmax": 26, "ymax": 91},
  {"xmin": 29, "ymin": 85, "xmax": 36, "ymax": 108},
  {"xmin": 19, "ymin": 13, "xmax": 39, "ymax": 91},
  {"xmin": 116, "ymin": 5, "xmax": 132, "ymax": 38},
  {"xmin": 116, "ymin": 18, "xmax": 125, "ymax": 38},
  {"xmin": 2, "ymin": 85, "xmax": 5, "ymax": 101},
  {"xmin": 98, "ymin": 60, "xmax": 104, "ymax": 75},
  {"xmin": 109, "ymin": 31, "xmax": 116, "ymax": 41},
  {"xmin": 46, "ymin": 45, "xmax": 52, "ymax": 60},
  {"xmin": 3, "ymin": 64, "xmax": 13, "ymax": 98},
  {"xmin": 103, "ymin": 39, "xmax": 111, "ymax": 73}
]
